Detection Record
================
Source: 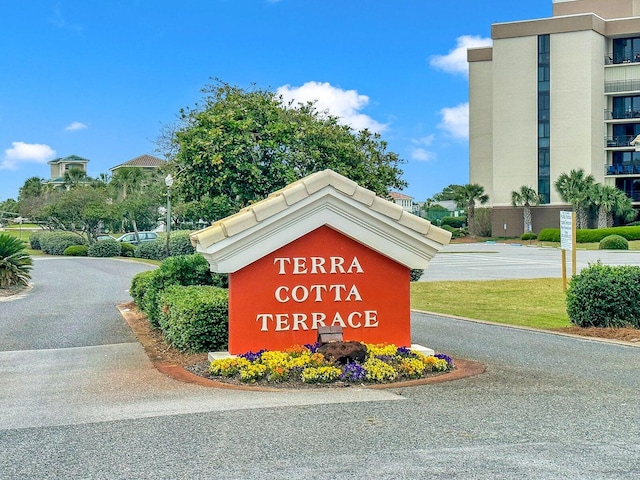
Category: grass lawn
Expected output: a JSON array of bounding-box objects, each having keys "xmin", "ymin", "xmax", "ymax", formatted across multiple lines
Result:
[{"xmin": 411, "ymin": 278, "xmax": 571, "ymax": 330}]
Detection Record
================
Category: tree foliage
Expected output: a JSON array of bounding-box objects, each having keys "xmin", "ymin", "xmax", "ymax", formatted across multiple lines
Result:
[
  {"xmin": 162, "ymin": 81, "xmax": 406, "ymax": 217},
  {"xmin": 511, "ymin": 185, "xmax": 542, "ymax": 234},
  {"xmin": 454, "ymin": 184, "xmax": 489, "ymax": 237},
  {"xmin": 554, "ymin": 169, "xmax": 595, "ymax": 229}
]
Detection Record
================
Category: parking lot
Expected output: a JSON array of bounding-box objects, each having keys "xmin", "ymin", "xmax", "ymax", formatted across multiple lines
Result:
[{"xmin": 421, "ymin": 242, "xmax": 640, "ymax": 281}]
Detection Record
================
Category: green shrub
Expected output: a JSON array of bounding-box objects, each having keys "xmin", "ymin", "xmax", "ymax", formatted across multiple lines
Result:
[
  {"xmin": 88, "ymin": 239, "xmax": 121, "ymax": 257},
  {"xmin": 120, "ymin": 242, "xmax": 136, "ymax": 257},
  {"xmin": 40, "ymin": 232, "xmax": 87, "ymax": 255},
  {"xmin": 539, "ymin": 226, "xmax": 640, "ymax": 243},
  {"xmin": 410, "ymin": 269, "xmax": 423, "ymax": 282},
  {"xmin": 521, "ymin": 232, "xmax": 537, "ymax": 241},
  {"xmin": 0, "ymin": 233, "xmax": 32, "ymax": 288},
  {"xmin": 159, "ymin": 285, "xmax": 229, "ymax": 352},
  {"xmin": 538, "ymin": 228, "xmax": 560, "ymax": 242},
  {"xmin": 441, "ymin": 216, "xmax": 467, "ymax": 229},
  {"xmin": 63, "ymin": 245, "xmax": 88, "ymax": 256},
  {"xmin": 566, "ymin": 263, "xmax": 640, "ymax": 328},
  {"xmin": 599, "ymin": 234, "xmax": 629, "ymax": 250},
  {"xmin": 132, "ymin": 254, "xmax": 219, "ymax": 327},
  {"xmin": 168, "ymin": 230, "xmax": 195, "ymax": 256},
  {"xmin": 130, "ymin": 270, "xmax": 156, "ymax": 306},
  {"xmin": 441, "ymin": 224, "xmax": 467, "ymax": 239},
  {"xmin": 135, "ymin": 240, "xmax": 166, "ymax": 261},
  {"xmin": 29, "ymin": 230, "xmax": 45, "ymax": 250}
]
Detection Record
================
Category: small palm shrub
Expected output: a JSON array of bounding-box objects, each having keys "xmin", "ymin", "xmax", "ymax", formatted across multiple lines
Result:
[
  {"xmin": 566, "ymin": 263, "xmax": 640, "ymax": 328},
  {"xmin": 88, "ymin": 239, "xmax": 121, "ymax": 257},
  {"xmin": 63, "ymin": 245, "xmax": 88, "ymax": 256},
  {"xmin": 0, "ymin": 233, "xmax": 33, "ymax": 288},
  {"xmin": 599, "ymin": 234, "xmax": 628, "ymax": 250}
]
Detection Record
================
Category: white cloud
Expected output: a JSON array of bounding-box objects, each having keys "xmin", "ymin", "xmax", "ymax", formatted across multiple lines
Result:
[
  {"xmin": 276, "ymin": 81, "xmax": 387, "ymax": 133},
  {"xmin": 65, "ymin": 121, "xmax": 87, "ymax": 131},
  {"xmin": 410, "ymin": 148, "xmax": 435, "ymax": 162},
  {"xmin": 430, "ymin": 35, "xmax": 492, "ymax": 77},
  {"xmin": 1, "ymin": 142, "xmax": 56, "ymax": 170},
  {"xmin": 438, "ymin": 102, "xmax": 469, "ymax": 140}
]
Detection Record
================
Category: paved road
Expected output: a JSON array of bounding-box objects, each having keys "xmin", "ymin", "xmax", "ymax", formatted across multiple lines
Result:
[
  {"xmin": 1, "ymin": 256, "xmax": 639, "ymax": 479},
  {"xmin": 421, "ymin": 242, "xmax": 640, "ymax": 281}
]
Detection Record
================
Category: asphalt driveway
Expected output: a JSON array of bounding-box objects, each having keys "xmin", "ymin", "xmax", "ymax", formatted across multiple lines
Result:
[{"xmin": 0, "ymin": 255, "xmax": 638, "ymax": 479}]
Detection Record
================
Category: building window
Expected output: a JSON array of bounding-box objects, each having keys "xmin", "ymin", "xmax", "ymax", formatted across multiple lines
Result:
[
  {"xmin": 613, "ymin": 37, "xmax": 640, "ymax": 64},
  {"xmin": 538, "ymin": 34, "xmax": 550, "ymax": 204}
]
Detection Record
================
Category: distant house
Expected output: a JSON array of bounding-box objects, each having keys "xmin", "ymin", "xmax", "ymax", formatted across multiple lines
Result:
[
  {"xmin": 389, "ymin": 191, "xmax": 414, "ymax": 212},
  {"xmin": 109, "ymin": 154, "xmax": 165, "ymax": 174},
  {"xmin": 42, "ymin": 155, "xmax": 90, "ymax": 189}
]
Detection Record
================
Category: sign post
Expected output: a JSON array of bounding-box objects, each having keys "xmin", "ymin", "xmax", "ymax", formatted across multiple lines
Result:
[{"xmin": 560, "ymin": 211, "xmax": 576, "ymax": 290}]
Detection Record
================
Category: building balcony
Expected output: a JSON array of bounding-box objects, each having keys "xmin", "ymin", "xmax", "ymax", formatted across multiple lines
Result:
[
  {"xmin": 604, "ymin": 109, "xmax": 640, "ymax": 120},
  {"xmin": 604, "ymin": 135, "xmax": 640, "ymax": 148},
  {"xmin": 605, "ymin": 163, "xmax": 640, "ymax": 175},
  {"xmin": 605, "ymin": 52, "xmax": 640, "ymax": 65},
  {"xmin": 605, "ymin": 79, "xmax": 640, "ymax": 94}
]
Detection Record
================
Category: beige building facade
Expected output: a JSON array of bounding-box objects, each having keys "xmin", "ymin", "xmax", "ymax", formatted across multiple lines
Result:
[{"xmin": 469, "ymin": 0, "xmax": 640, "ymax": 236}]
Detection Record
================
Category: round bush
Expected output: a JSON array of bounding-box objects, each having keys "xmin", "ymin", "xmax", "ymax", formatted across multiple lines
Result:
[
  {"xmin": 441, "ymin": 216, "xmax": 467, "ymax": 229},
  {"xmin": 120, "ymin": 242, "xmax": 135, "ymax": 257},
  {"xmin": 169, "ymin": 231, "xmax": 196, "ymax": 256},
  {"xmin": 29, "ymin": 231, "xmax": 45, "ymax": 250},
  {"xmin": 135, "ymin": 240, "xmax": 166, "ymax": 261},
  {"xmin": 63, "ymin": 245, "xmax": 88, "ymax": 256},
  {"xmin": 88, "ymin": 239, "xmax": 121, "ymax": 257},
  {"xmin": 599, "ymin": 234, "xmax": 629, "ymax": 250},
  {"xmin": 40, "ymin": 232, "xmax": 87, "ymax": 255},
  {"xmin": 566, "ymin": 263, "xmax": 640, "ymax": 328},
  {"xmin": 521, "ymin": 232, "xmax": 537, "ymax": 241}
]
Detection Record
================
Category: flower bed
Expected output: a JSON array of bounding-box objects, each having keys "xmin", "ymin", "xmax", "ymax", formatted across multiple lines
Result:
[{"xmin": 208, "ymin": 343, "xmax": 454, "ymax": 386}]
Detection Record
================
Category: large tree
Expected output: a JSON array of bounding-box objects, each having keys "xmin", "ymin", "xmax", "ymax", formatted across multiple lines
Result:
[
  {"xmin": 455, "ymin": 184, "xmax": 489, "ymax": 237},
  {"xmin": 162, "ymin": 81, "xmax": 406, "ymax": 214},
  {"xmin": 511, "ymin": 185, "xmax": 542, "ymax": 234},
  {"xmin": 554, "ymin": 169, "xmax": 595, "ymax": 229}
]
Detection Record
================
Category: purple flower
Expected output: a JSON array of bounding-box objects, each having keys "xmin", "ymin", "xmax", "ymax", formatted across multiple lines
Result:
[
  {"xmin": 434, "ymin": 353, "xmax": 454, "ymax": 367},
  {"xmin": 340, "ymin": 363, "xmax": 367, "ymax": 382},
  {"xmin": 397, "ymin": 346, "xmax": 413, "ymax": 357},
  {"xmin": 239, "ymin": 350, "xmax": 266, "ymax": 362},
  {"xmin": 304, "ymin": 342, "xmax": 320, "ymax": 353}
]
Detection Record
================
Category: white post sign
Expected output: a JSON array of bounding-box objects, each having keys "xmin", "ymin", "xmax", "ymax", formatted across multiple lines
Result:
[{"xmin": 560, "ymin": 211, "xmax": 573, "ymax": 251}]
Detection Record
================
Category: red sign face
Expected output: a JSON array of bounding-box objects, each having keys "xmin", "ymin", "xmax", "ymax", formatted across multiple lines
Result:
[{"xmin": 228, "ymin": 226, "xmax": 411, "ymax": 354}]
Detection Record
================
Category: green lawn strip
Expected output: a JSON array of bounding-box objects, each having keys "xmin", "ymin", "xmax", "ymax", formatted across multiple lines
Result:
[{"xmin": 410, "ymin": 278, "xmax": 570, "ymax": 330}]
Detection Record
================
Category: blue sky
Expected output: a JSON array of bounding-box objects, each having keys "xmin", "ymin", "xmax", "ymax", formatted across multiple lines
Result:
[{"xmin": 0, "ymin": 0, "xmax": 551, "ymax": 203}]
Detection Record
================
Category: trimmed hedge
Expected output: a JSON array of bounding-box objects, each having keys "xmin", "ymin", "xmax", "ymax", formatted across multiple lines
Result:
[
  {"xmin": 88, "ymin": 239, "xmax": 121, "ymax": 257},
  {"xmin": 159, "ymin": 285, "xmax": 229, "ymax": 352},
  {"xmin": 521, "ymin": 232, "xmax": 537, "ymax": 241},
  {"xmin": 567, "ymin": 263, "xmax": 640, "ymax": 328},
  {"xmin": 134, "ymin": 240, "xmax": 166, "ymax": 261},
  {"xmin": 169, "ymin": 231, "xmax": 196, "ymax": 256},
  {"xmin": 599, "ymin": 234, "xmax": 629, "ymax": 250},
  {"xmin": 40, "ymin": 232, "xmax": 87, "ymax": 255},
  {"xmin": 63, "ymin": 245, "xmax": 88, "ymax": 256},
  {"xmin": 130, "ymin": 254, "xmax": 220, "ymax": 328},
  {"xmin": 441, "ymin": 216, "xmax": 467, "ymax": 229},
  {"xmin": 29, "ymin": 231, "xmax": 45, "ymax": 250},
  {"xmin": 120, "ymin": 242, "xmax": 135, "ymax": 257},
  {"xmin": 539, "ymin": 226, "xmax": 640, "ymax": 243},
  {"xmin": 130, "ymin": 270, "xmax": 156, "ymax": 306}
]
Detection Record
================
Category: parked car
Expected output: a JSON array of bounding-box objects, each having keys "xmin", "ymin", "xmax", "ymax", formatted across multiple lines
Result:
[
  {"xmin": 96, "ymin": 234, "xmax": 115, "ymax": 241},
  {"xmin": 115, "ymin": 231, "xmax": 158, "ymax": 245}
]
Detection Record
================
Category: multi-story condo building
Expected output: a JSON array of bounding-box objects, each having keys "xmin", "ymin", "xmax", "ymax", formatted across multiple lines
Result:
[{"xmin": 468, "ymin": 0, "xmax": 640, "ymax": 236}]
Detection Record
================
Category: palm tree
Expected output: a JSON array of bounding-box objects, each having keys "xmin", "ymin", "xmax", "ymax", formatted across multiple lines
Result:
[
  {"xmin": 455, "ymin": 184, "xmax": 489, "ymax": 237},
  {"xmin": 591, "ymin": 184, "xmax": 636, "ymax": 228},
  {"xmin": 554, "ymin": 169, "xmax": 595, "ymax": 229},
  {"xmin": 0, "ymin": 234, "xmax": 33, "ymax": 288},
  {"xmin": 110, "ymin": 167, "xmax": 145, "ymax": 200},
  {"xmin": 511, "ymin": 186, "xmax": 542, "ymax": 234},
  {"xmin": 63, "ymin": 167, "xmax": 89, "ymax": 190}
]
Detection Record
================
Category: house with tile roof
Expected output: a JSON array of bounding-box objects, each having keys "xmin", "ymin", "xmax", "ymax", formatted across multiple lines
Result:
[
  {"xmin": 42, "ymin": 155, "xmax": 90, "ymax": 189},
  {"xmin": 109, "ymin": 154, "xmax": 165, "ymax": 174},
  {"xmin": 389, "ymin": 191, "xmax": 415, "ymax": 212}
]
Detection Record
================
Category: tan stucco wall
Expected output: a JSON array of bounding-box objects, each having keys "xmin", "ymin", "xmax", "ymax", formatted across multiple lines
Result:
[
  {"xmin": 549, "ymin": 29, "xmax": 606, "ymax": 203},
  {"xmin": 468, "ymin": 57, "xmax": 494, "ymax": 202},
  {"xmin": 553, "ymin": 0, "xmax": 640, "ymax": 19},
  {"xmin": 490, "ymin": 36, "xmax": 539, "ymax": 206}
]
